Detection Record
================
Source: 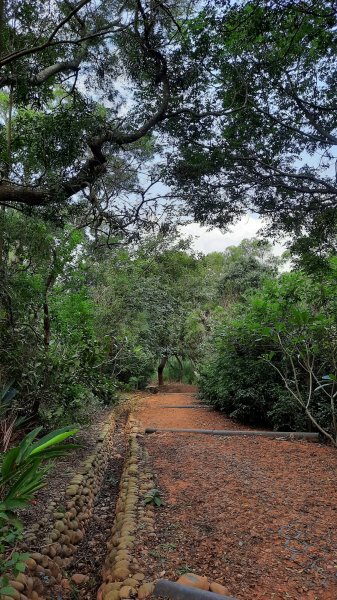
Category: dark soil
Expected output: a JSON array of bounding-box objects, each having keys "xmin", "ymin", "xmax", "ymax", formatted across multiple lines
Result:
[{"xmin": 64, "ymin": 414, "xmax": 128, "ymax": 599}]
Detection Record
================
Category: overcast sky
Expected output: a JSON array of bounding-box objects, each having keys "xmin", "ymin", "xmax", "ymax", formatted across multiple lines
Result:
[{"xmin": 180, "ymin": 214, "xmax": 286, "ymax": 256}]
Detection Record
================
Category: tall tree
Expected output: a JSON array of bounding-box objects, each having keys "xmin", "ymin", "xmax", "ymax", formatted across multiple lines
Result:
[{"xmin": 0, "ymin": 0, "xmax": 232, "ymax": 240}]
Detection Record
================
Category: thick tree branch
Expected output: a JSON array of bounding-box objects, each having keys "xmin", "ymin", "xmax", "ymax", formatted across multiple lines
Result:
[
  {"xmin": 34, "ymin": 58, "xmax": 82, "ymax": 84},
  {"xmin": 0, "ymin": 183, "xmax": 50, "ymax": 206},
  {"xmin": 254, "ymin": 104, "xmax": 329, "ymax": 145}
]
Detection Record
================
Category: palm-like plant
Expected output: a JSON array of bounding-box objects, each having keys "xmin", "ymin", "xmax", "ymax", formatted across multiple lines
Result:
[
  {"xmin": 0, "ymin": 425, "xmax": 79, "ymax": 597},
  {"xmin": 0, "ymin": 425, "xmax": 79, "ymax": 511}
]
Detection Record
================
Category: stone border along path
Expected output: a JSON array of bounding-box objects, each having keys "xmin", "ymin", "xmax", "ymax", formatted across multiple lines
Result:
[
  {"xmin": 145, "ymin": 428, "xmax": 318, "ymax": 440},
  {"xmin": 95, "ymin": 411, "xmax": 239, "ymax": 600},
  {"xmin": 157, "ymin": 405, "xmax": 210, "ymax": 409},
  {"xmin": 96, "ymin": 414, "xmax": 156, "ymax": 600},
  {"xmin": 2, "ymin": 393, "xmax": 250, "ymax": 600}
]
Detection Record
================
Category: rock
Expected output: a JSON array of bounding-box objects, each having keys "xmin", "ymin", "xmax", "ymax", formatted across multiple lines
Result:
[
  {"xmin": 112, "ymin": 566, "xmax": 130, "ymax": 580},
  {"xmin": 105, "ymin": 582, "xmax": 123, "ymax": 591},
  {"xmin": 137, "ymin": 582, "xmax": 155, "ymax": 599},
  {"xmin": 177, "ymin": 573, "xmax": 209, "ymax": 590},
  {"xmin": 105, "ymin": 592, "xmax": 120, "ymax": 600},
  {"xmin": 123, "ymin": 578, "xmax": 139, "ymax": 587},
  {"xmin": 71, "ymin": 573, "xmax": 89, "ymax": 585},
  {"xmin": 26, "ymin": 558, "xmax": 37, "ymax": 571},
  {"xmin": 119, "ymin": 586, "xmax": 137, "ymax": 598},
  {"xmin": 210, "ymin": 582, "xmax": 232, "ymax": 596},
  {"xmin": 61, "ymin": 579, "xmax": 71, "ymax": 590},
  {"xmin": 116, "ymin": 550, "xmax": 130, "ymax": 560},
  {"xmin": 115, "ymin": 560, "xmax": 130, "ymax": 569},
  {"xmin": 50, "ymin": 530, "xmax": 60, "ymax": 541},
  {"xmin": 66, "ymin": 485, "xmax": 79, "ymax": 496},
  {"xmin": 30, "ymin": 553, "xmax": 42, "ymax": 563},
  {"xmin": 9, "ymin": 580, "xmax": 24, "ymax": 592},
  {"xmin": 54, "ymin": 520, "xmax": 65, "ymax": 532},
  {"xmin": 26, "ymin": 576, "xmax": 34, "ymax": 594},
  {"xmin": 133, "ymin": 573, "xmax": 145, "ymax": 581}
]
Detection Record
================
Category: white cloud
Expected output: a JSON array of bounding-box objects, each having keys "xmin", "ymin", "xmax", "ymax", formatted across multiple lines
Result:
[{"xmin": 180, "ymin": 215, "xmax": 286, "ymax": 256}]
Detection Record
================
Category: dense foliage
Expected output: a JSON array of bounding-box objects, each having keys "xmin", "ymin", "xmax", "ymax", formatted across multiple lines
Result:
[
  {"xmin": 0, "ymin": 210, "xmax": 119, "ymax": 425},
  {"xmin": 0, "ymin": 207, "xmax": 224, "ymax": 425},
  {"xmin": 1, "ymin": 0, "xmax": 337, "ymax": 445},
  {"xmin": 2, "ymin": 0, "xmax": 336, "ymax": 249},
  {"xmin": 200, "ymin": 263, "xmax": 337, "ymax": 444},
  {"xmin": 168, "ymin": 1, "xmax": 337, "ymax": 257}
]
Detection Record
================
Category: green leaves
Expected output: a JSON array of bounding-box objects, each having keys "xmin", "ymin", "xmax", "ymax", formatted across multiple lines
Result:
[
  {"xmin": 0, "ymin": 425, "xmax": 79, "ymax": 594},
  {"xmin": 30, "ymin": 426, "xmax": 79, "ymax": 455},
  {"xmin": 200, "ymin": 265, "xmax": 337, "ymax": 438},
  {"xmin": 144, "ymin": 489, "xmax": 163, "ymax": 507},
  {"xmin": 0, "ymin": 550, "xmax": 30, "ymax": 597},
  {"xmin": 0, "ymin": 585, "xmax": 16, "ymax": 596},
  {"xmin": 0, "ymin": 426, "xmax": 79, "ymax": 504}
]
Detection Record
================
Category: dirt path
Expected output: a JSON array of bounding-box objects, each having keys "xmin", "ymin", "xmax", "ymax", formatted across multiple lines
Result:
[{"xmin": 136, "ymin": 389, "xmax": 337, "ymax": 600}]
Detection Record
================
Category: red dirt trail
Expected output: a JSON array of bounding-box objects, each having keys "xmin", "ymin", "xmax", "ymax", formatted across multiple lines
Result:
[{"xmin": 136, "ymin": 389, "xmax": 337, "ymax": 600}]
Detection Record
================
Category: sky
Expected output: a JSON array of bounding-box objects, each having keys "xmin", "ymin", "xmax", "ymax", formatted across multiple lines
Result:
[{"xmin": 180, "ymin": 214, "xmax": 287, "ymax": 256}]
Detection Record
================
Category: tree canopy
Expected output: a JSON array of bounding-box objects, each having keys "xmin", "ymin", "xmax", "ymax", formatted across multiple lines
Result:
[
  {"xmin": 1, "ymin": 0, "xmax": 337, "ymax": 247},
  {"xmin": 166, "ymin": 1, "xmax": 337, "ymax": 248},
  {"xmin": 0, "ymin": 0, "xmax": 231, "ymax": 241}
]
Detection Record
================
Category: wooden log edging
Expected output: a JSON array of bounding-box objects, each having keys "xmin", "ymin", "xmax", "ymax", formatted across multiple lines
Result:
[
  {"xmin": 3, "ymin": 410, "xmax": 118, "ymax": 600},
  {"xmin": 154, "ymin": 579, "xmax": 238, "ymax": 600},
  {"xmin": 157, "ymin": 405, "xmax": 211, "ymax": 409},
  {"xmin": 145, "ymin": 428, "xmax": 319, "ymax": 440}
]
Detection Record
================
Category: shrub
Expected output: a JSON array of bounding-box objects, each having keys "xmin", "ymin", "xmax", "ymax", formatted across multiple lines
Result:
[
  {"xmin": 199, "ymin": 319, "xmax": 302, "ymax": 429},
  {"xmin": 199, "ymin": 269, "xmax": 337, "ymax": 439}
]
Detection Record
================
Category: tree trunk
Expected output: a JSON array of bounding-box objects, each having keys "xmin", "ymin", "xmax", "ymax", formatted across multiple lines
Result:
[
  {"xmin": 43, "ymin": 248, "xmax": 57, "ymax": 351},
  {"xmin": 158, "ymin": 355, "xmax": 168, "ymax": 386},
  {"xmin": 0, "ymin": 0, "xmax": 4, "ymax": 58},
  {"xmin": 175, "ymin": 354, "xmax": 183, "ymax": 382},
  {"xmin": 43, "ymin": 300, "xmax": 51, "ymax": 350}
]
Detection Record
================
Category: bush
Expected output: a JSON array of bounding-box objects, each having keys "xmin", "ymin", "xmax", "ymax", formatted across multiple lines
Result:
[
  {"xmin": 199, "ymin": 319, "xmax": 303, "ymax": 430},
  {"xmin": 113, "ymin": 342, "xmax": 155, "ymax": 390},
  {"xmin": 199, "ymin": 269, "xmax": 337, "ymax": 438}
]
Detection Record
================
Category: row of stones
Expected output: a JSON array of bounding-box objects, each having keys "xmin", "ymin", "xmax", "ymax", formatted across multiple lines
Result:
[
  {"xmin": 1, "ymin": 413, "xmax": 117, "ymax": 600},
  {"xmin": 97, "ymin": 416, "xmax": 155, "ymax": 600}
]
